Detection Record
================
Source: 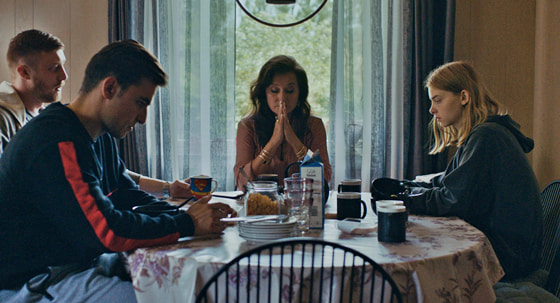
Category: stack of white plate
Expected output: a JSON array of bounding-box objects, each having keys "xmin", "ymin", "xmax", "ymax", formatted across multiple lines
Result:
[{"xmin": 239, "ymin": 218, "xmax": 298, "ymax": 242}]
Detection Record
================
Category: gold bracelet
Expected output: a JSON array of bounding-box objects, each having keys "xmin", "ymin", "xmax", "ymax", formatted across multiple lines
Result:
[
  {"xmin": 261, "ymin": 149, "xmax": 272, "ymax": 158},
  {"xmin": 258, "ymin": 151, "xmax": 271, "ymax": 165},
  {"xmin": 296, "ymin": 145, "xmax": 307, "ymax": 160}
]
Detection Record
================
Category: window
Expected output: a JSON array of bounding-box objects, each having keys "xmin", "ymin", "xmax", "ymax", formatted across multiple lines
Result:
[
  {"xmin": 132, "ymin": 0, "xmax": 408, "ymax": 191},
  {"xmin": 234, "ymin": 0, "xmax": 333, "ymax": 127}
]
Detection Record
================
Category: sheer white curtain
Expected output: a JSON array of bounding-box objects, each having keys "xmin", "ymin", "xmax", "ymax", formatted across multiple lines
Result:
[
  {"xmin": 329, "ymin": 0, "xmax": 410, "ymax": 190},
  {"xmin": 131, "ymin": 0, "xmax": 409, "ymax": 191},
  {"xmin": 137, "ymin": 0, "xmax": 237, "ymax": 190}
]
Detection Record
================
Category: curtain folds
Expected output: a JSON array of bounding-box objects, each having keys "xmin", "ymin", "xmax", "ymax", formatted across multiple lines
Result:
[
  {"xmin": 330, "ymin": 0, "xmax": 411, "ymax": 190},
  {"xmin": 108, "ymin": 0, "xmax": 148, "ymax": 174},
  {"xmin": 404, "ymin": 0, "xmax": 455, "ymax": 179},
  {"xmin": 132, "ymin": 0, "xmax": 236, "ymax": 189},
  {"xmin": 108, "ymin": 0, "xmax": 455, "ymax": 191}
]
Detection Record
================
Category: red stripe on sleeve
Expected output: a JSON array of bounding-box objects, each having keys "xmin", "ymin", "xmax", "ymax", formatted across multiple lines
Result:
[{"xmin": 58, "ymin": 141, "xmax": 179, "ymax": 251}]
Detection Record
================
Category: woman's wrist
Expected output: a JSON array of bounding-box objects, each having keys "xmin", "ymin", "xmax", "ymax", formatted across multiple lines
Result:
[
  {"xmin": 258, "ymin": 149, "xmax": 272, "ymax": 165},
  {"xmin": 295, "ymin": 144, "xmax": 307, "ymax": 161}
]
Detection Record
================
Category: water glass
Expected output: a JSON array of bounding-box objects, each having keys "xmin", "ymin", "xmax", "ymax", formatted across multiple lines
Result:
[{"xmin": 283, "ymin": 177, "xmax": 313, "ymax": 234}]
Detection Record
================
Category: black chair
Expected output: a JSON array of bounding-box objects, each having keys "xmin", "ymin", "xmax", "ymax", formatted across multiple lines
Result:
[
  {"xmin": 493, "ymin": 181, "xmax": 560, "ymax": 301},
  {"xmin": 540, "ymin": 180, "xmax": 560, "ymax": 274},
  {"xmin": 545, "ymin": 220, "xmax": 560, "ymax": 298},
  {"xmin": 494, "ymin": 218, "xmax": 560, "ymax": 302},
  {"xmin": 196, "ymin": 238, "xmax": 403, "ymax": 303}
]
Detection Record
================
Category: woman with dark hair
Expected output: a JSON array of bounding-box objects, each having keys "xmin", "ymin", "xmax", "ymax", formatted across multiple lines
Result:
[
  {"xmin": 406, "ymin": 61, "xmax": 542, "ymax": 280},
  {"xmin": 234, "ymin": 55, "xmax": 331, "ymax": 189}
]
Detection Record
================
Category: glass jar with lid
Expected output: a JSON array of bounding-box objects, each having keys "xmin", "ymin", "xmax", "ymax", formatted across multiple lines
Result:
[{"xmin": 244, "ymin": 181, "xmax": 286, "ymax": 216}]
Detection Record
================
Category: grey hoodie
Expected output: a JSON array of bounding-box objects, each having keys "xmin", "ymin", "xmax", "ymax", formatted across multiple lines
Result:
[
  {"xmin": 0, "ymin": 81, "xmax": 28, "ymax": 156},
  {"xmin": 408, "ymin": 114, "xmax": 543, "ymax": 280}
]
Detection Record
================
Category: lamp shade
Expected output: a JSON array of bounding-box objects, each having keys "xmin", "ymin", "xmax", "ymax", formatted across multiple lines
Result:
[
  {"xmin": 266, "ymin": 0, "xmax": 296, "ymax": 4},
  {"xmin": 237, "ymin": 0, "xmax": 326, "ymax": 27}
]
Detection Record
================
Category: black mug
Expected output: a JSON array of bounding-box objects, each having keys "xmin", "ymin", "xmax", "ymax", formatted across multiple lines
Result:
[
  {"xmin": 337, "ymin": 192, "xmax": 367, "ymax": 220},
  {"xmin": 377, "ymin": 205, "xmax": 406, "ymax": 243},
  {"xmin": 337, "ymin": 179, "xmax": 361, "ymax": 193}
]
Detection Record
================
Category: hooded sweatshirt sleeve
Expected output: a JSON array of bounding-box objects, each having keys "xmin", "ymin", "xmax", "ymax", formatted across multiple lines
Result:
[
  {"xmin": 407, "ymin": 128, "xmax": 493, "ymax": 217},
  {"xmin": 31, "ymin": 139, "xmax": 195, "ymax": 252}
]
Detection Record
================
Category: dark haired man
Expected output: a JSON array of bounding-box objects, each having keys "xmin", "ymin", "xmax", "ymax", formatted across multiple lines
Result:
[{"xmin": 0, "ymin": 40, "xmax": 234, "ymax": 302}]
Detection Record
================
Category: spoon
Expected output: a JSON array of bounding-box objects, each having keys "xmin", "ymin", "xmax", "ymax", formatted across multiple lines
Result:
[
  {"xmin": 212, "ymin": 191, "xmax": 246, "ymax": 199},
  {"xmin": 238, "ymin": 166, "xmax": 255, "ymax": 188},
  {"xmin": 175, "ymin": 197, "xmax": 194, "ymax": 209},
  {"xmin": 220, "ymin": 214, "xmax": 288, "ymax": 223}
]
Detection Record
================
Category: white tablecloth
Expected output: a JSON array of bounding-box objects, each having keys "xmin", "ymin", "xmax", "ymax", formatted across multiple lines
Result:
[{"xmin": 127, "ymin": 193, "xmax": 504, "ymax": 302}]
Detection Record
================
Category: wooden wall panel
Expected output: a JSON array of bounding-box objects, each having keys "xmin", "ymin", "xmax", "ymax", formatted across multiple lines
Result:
[
  {"xmin": 454, "ymin": 0, "xmax": 545, "ymax": 185},
  {"xmin": 454, "ymin": 0, "xmax": 471, "ymax": 60},
  {"xmin": 14, "ymin": 0, "xmax": 33, "ymax": 33},
  {"xmin": 0, "ymin": 0, "xmax": 16, "ymax": 79},
  {"xmin": 533, "ymin": 0, "xmax": 560, "ymax": 187},
  {"xmin": 33, "ymin": 0, "xmax": 72, "ymax": 104},
  {"xmin": 455, "ymin": 0, "xmax": 535, "ymax": 139},
  {"xmin": 69, "ymin": 0, "xmax": 108, "ymax": 101}
]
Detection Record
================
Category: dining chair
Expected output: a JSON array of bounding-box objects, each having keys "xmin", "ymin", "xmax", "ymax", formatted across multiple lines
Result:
[
  {"xmin": 196, "ymin": 238, "xmax": 403, "ymax": 303},
  {"xmin": 545, "ymin": 220, "xmax": 560, "ymax": 298},
  {"xmin": 540, "ymin": 180, "xmax": 560, "ymax": 274},
  {"xmin": 494, "ymin": 216, "xmax": 560, "ymax": 302},
  {"xmin": 494, "ymin": 181, "xmax": 560, "ymax": 301}
]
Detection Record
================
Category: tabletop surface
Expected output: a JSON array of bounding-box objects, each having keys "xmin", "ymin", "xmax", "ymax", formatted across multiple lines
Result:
[{"xmin": 127, "ymin": 192, "xmax": 505, "ymax": 303}]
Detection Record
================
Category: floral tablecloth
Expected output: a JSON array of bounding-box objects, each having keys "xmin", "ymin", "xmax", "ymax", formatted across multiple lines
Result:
[{"xmin": 127, "ymin": 193, "xmax": 504, "ymax": 303}]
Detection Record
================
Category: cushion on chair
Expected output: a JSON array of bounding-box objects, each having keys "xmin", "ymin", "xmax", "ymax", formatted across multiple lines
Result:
[
  {"xmin": 508, "ymin": 269, "xmax": 549, "ymax": 288},
  {"xmin": 494, "ymin": 281, "xmax": 560, "ymax": 303}
]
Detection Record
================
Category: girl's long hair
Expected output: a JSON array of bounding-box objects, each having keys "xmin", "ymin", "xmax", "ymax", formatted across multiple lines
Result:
[{"xmin": 425, "ymin": 61, "xmax": 506, "ymax": 154}]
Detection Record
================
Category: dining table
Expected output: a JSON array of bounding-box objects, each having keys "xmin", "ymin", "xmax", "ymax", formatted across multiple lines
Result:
[{"xmin": 126, "ymin": 192, "xmax": 505, "ymax": 303}]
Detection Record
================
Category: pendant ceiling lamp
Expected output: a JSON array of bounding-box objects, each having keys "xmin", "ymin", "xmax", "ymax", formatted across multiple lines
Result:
[{"xmin": 236, "ymin": 0, "xmax": 328, "ymax": 28}]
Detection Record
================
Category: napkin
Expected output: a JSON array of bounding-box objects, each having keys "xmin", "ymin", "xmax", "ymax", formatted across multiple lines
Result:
[{"xmin": 337, "ymin": 219, "xmax": 377, "ymax": 235}]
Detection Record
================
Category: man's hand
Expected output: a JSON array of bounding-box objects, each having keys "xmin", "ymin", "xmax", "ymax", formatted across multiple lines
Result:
[{"xmin": 186, "ymin": 195, "xmax": 236, "ymax": 235}]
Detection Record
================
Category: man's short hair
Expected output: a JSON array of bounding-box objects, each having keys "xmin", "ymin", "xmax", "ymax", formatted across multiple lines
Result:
[
  {"xmin": 7, "ymin": 29, "xmax": 64, "ymax": 69},
  {"xmin": 79, "ymin": 40, "xmax": 167, "ymax": 94}
]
